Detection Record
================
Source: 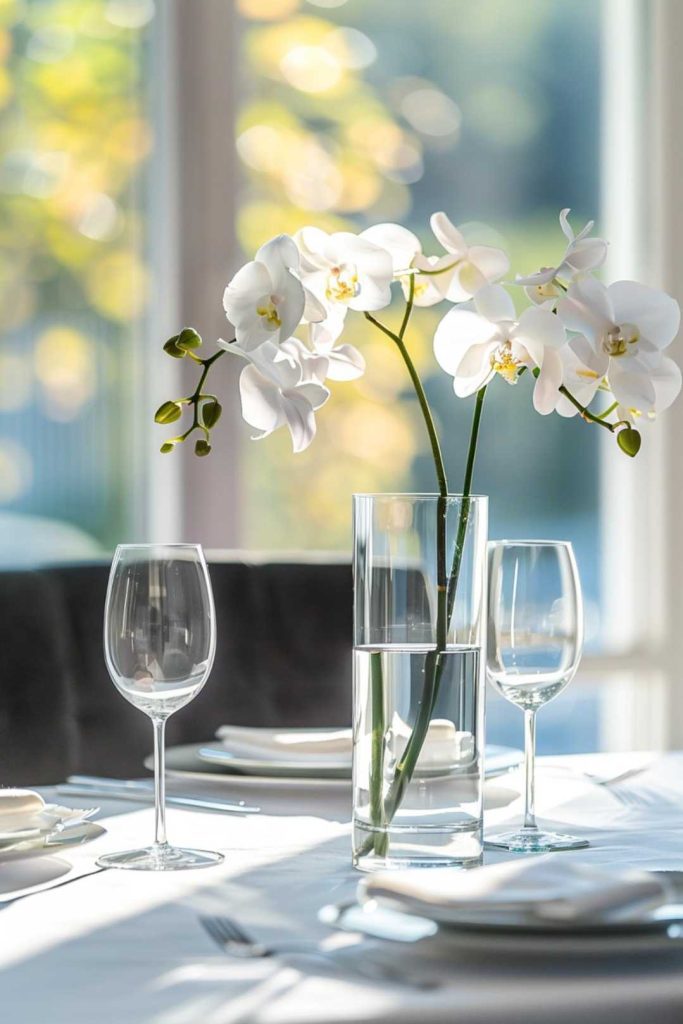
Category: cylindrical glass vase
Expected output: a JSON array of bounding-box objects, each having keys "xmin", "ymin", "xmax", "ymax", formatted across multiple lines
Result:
[{"xmin": 352, "ymin": 493, "xmax": 488, "ymax": 872}]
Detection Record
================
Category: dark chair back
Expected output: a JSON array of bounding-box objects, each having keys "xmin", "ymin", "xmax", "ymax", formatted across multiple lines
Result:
[{"xmin": 0, "ymin": 559, "xmax": 352, "ymax": 783}]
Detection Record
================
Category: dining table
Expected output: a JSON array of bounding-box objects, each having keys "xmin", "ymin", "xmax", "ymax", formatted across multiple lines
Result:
[{"xmin": 3, "ymin": 749, "xmax": 683, "ymax": 1024}]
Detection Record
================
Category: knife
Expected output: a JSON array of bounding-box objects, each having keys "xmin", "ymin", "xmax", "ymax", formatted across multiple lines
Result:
[{"xmin": 57, "ymin": 777, "xmax": 260, "ymax": 814}]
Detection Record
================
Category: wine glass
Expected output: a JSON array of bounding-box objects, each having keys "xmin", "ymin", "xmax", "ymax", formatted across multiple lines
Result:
[
  {"xmin": 97, "ymin": 543, "xmax": 224, "ymax": 871},
  {"xmin": 486, "ymin": 540, "xmax": 587, "ymax": 852}
]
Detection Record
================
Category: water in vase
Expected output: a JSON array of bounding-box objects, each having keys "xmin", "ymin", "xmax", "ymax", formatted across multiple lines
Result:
[{"xmin": 353, "ymin": 644, "xmax": 483, "ymax": 871}]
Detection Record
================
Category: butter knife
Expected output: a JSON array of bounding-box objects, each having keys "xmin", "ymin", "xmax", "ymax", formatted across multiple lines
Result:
[{"xmin": 58, "ymin": 778, "xmax": 260, "ymax": 814}]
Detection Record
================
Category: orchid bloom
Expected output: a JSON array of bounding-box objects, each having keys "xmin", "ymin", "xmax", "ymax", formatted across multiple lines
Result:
[
  {"xmin": 359, "ymin": 223, "xmax": 446, "ymax": 306},
  {"xmin": 516, "ymin": 209, "xmax": 608, "ymax": 307},
  {"xmin": 295, "ymin": 227, "xmax": 393, "ymax": 318},
  {"xmin": 223, "ymin": 235, "xmax": 324, "ymax": 352},
  {"xmin": 360, "ymin": 217, "xmax": 509, "ymax": 307},
  {"xmin": 434, "ymin": 284, "xmax": 567, "ymax": 413},
  {"xmin": 428, "ymin": 213, "xmax": 510, "ymax": 303},
  {"xmin": 217, "ymin": 338, "xmax": 329, "ymax": 453},
  {"xmin": 556, "ymin": 277, "xmax": 682, "ymax": 414}
]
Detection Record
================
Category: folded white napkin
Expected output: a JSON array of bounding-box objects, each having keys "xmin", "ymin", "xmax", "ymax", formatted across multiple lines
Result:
[
  {"xmin": 215, "ymin": 725, "xmax": 351, "ymax": 764},
  {"xmin": 0, "ymin": 789, "xmax": 86, "ymax": 843},
  {"xmin": 361, "ymin": 858, "xmax": 672, "ymax": 926},
  {"xmin": 215, "ymin": 720, "xmax": 475, "ymax": 770}
]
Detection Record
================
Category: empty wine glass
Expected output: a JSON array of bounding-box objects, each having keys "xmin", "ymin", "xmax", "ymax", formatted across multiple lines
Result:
[
  {"xmin": 97, "ymin": 543, "xmax": 223, "ymax": 870},
  {"xmin": 486, "ymin": 540, "xmax": 587, "ymax": 852}
]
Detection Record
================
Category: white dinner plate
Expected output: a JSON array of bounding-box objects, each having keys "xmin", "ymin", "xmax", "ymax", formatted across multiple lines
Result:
[
  {"xmin": 0, "ymin": 822, "xmax": 106, "ymax": 864},
  {"xmin": 195, "ymin": 742, "xmax": 523, "ymax": 781},
  {"xmin": 156, "ymin": 743, "xmax": 348, "ymax": 790},
  {"xmin": 321, "ymin": 873, "xmax": 683, "ymax": 957}
]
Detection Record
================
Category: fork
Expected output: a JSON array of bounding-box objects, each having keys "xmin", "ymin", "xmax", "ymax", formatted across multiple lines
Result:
[
  {"xmin": 607, "ymin": 783, "xmax": 676, "ymax": 811},
  {"xmin": 199, "ymin": 914, "xmax": 437, "ymax": 989},
  {"xmin": 53, "ymin": 807, "xmax": 100, "ymax": 831},
  {"xmin": 200, "ymin": 915, "xmax": 273, "ymax": 958}
]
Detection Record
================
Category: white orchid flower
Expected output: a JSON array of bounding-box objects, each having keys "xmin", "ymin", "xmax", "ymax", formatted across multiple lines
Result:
[
  {"xmin": 433, "ymin": 283, "xmax": 567, "ymax": 414},
  {"xmin": 359, "ymin": 218, "xmax": 509, "ymax": 308},
  {"xmin": 429, "ymin": 213, "xmax": 510, "ymax": 303},
  {"xmin": 556, "ymin": 277, "xmax": 681, "ymax": 413},
  {"xmin": 217, "ymin": 338, "xmax": 329, "ymax": 453},
  {"xmin": 516, "ymin": 209, "xmax": 608, "ymax": 307},
  {"xmin": 295, "ymin": 227, "xmax": 393, "ymax": 319},
  {"xmin": 223, "ymin": 235, "xmax": 324, "ymax": 352},
  {"xmin": 284, "ymin": 332, "xmax": 365, "ymax": 384},
  {"xmin": 359, "ymin": 223, "xmax": 443, "ymax": 306}
]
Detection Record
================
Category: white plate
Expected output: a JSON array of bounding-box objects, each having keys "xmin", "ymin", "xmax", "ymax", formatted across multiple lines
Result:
[
  {"xmin": 0, "ymin": 804, "xmax": 96, "ymax": 846},
  {"xmin": 196, "ymin": 742, "xmax": 522, "ymax": 781},
  {"xmin": 152, "ymin": 743, "xmax": 348, "ymax": 791},
  {"xmin": 321, "ymin": 875, "xmax": 683, "ymax": 957},
  {"xmin": 0, "ymin": 822, "xmax": 106, "ymax": 863}
]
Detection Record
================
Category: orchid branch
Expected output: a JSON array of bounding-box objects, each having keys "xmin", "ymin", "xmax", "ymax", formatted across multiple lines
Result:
[
  {"xmin": 364, "ymin": 279, "xmax": 448, "ymax": 497},
  {"xmin": 155, "ymin": 332, "xmax": 229, "ymax": 456}
]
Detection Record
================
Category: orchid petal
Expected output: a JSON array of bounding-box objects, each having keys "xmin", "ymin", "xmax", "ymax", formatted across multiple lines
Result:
[
  {"xmin": 223, "ymin": 261, "xmax": 272, "ymax": 320},
  {"xmin": 562, "ymin": 237, "xmax": 608, "ymax": 275},
  {"xmin": 468, "ymin": 245, "xmax": 510, "ymax": 285},
  {"xmin": 255, "ymin": 234, "xmax": 299, "ymax": 278},
  {"xmin": 609, "ymin": 361, "xmax": 657, "ymax": 411},
  {"xmin": 608, "ymin": 281, "xmax": 681, "ymax": 350},
  {"xmin": 239, "ymin": 364, "xmax": 284, "ymax": 435},
  {"xmin": 474, "ymin": 283, "xmax": 515, "ymax": 324},
  {"xmin": 515, "ymin": 305, "xmax": 567, "ymax": 350},
  {"xmin": 533, "ymin": 347, "xmax": 564, "ymax": 415},
  {"xmin": 559, "ymin": 208, "xmax": 574, "ymax": 243},
  {"xmin": 324, "ymin": 343, "xmax": 365, "ymax": 381},
  {"xmin": 360, "ymin": 223, "xmax": 421, "ymax": 273},
  {"xmin": 430, "ymin": 212, "xmax": 467, "ymax": 256},
  {"xmin": 303, "ymin": 287, "xmax": 326, "ymax": 324},
  {"xmin": 557, "ymin": 277, "xmax": 615, "ymax": 343},
  {"xmin": 515, "ymin": 266, "xmax": 557, "ymax": 287},
  {"xmin": 434, "ymin": 307, "xmax": 499, "ymax": 375},
  {"xmin": 650, "ymin": 355, "xmax": 683, "ymax": 411},
  {"xmin": 310, "ymin": 305, "xmax": 347, "ymax": 350}
]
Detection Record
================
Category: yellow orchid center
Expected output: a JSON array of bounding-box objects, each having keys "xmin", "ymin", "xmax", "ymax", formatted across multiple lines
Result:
[
  {"xmin": 603, "ymin": 322, "xmax": 639, "ymax": 357},
  {"xmin": 256, "ymin": 297, "xmax": 282, "ymax": 330},
  {"xmin": 532, "ymin": 281, "xmax": 560, "ymax": 301},
  {"xmin": 402, "ymin": 276, "xmax": 430, "ymax": 300},
  {"xmin": 326, "ymin": 263, "xmax": 360, "ymax": 304},
  {"xmin": 490, "ymin": 342, "xmax": 522, "ymax": 384}
]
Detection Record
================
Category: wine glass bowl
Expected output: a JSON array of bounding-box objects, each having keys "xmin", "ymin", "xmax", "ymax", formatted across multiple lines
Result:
[
  {"xmin": 97, "ymin": 543, "xmax": 224, "ymax": 871},
  {"xmin": 486, "ymin": 541, "xmax": 587, "ymax": 853}
]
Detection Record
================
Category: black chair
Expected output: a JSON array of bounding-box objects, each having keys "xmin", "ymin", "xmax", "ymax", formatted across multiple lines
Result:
[{"xmin": 0, "ymin": 558, "xmax": 352, "ymax": 784}]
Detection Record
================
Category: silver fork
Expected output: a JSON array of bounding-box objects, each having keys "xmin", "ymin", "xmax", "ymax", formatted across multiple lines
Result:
[
  {"xmin": 200, "ymin": 915, "xmax": 272, "ymax": 958},
  {"xmin": 199, "ymin": 914, "xmax": 438, "ymax": 990},
  {"xmin": 52, "ymin": 807, "xmax": 100, "ymax": 832},
  {"xmin": 607, "ymin": 783, "xmax": 676, "ymax": 811}
]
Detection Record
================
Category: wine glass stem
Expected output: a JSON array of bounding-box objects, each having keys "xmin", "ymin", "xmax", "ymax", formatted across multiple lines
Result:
[
  {"xmin": 152, "ymin": 716, "xmax": 167, "ymax": 848},
  {"xmin": 523, "ymin": 709, "xmax": 537, "ymax": 831}
]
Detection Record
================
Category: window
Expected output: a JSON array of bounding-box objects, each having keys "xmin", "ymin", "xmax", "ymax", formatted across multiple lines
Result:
[
  {"xmin": 0, "ymin": 0, "xmax": 155, "ymax": 566},
  {"xmin": 2, "ymin": 0, "xmax": 681, "ymax": 752}
]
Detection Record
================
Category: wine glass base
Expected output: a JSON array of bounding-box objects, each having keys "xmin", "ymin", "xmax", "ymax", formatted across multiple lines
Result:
[
  {"xmin": 485, "ymin": 828, "xmax": 589, "ymax": 853},
  {"xmin": 97, "ymin": 844, "xmax": 224, "ymax": 871}
]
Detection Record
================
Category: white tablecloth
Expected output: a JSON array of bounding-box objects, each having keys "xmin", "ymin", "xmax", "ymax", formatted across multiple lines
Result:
[{"xmin": 3, "ymin": 752, "xmax": 683, "ymax": 1024}]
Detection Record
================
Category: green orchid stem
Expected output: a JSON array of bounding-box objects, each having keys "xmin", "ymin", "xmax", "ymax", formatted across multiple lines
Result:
[
  {"xmin": 559, "ymin": 384, "xmax": 629, "ymax": 433},
  {"xmin": 380, "ymin": 386, "xmax": 487, "ymax": 826},
  {"xmin": 363, "ymin": 312, "xmax": 448, "ymax": 498},
  {"xmin": 360, "ymin": 297, "xmax": 487, "ymax": 858}
]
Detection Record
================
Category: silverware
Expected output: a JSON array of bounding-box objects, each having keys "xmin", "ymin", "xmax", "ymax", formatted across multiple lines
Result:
[
  {"xmin": 200, "ymin": 914, "xmax": 273, "ymax": 958},
  {"xmin": 57, "ymin": 779, "xmax": 260, "ymax": 815},
  {"xmin": 52, "ymin": 807, "xmax": 100, "ymax": 832},
  {"xmin": 199, "ymin": 914, "xmax": 437, "ymax": 989}
]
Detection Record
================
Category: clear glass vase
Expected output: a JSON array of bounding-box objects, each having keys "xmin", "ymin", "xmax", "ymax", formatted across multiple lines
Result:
[{"xmin": 352, "ymin": 493, "xmax": 488, "ymax": 872}]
